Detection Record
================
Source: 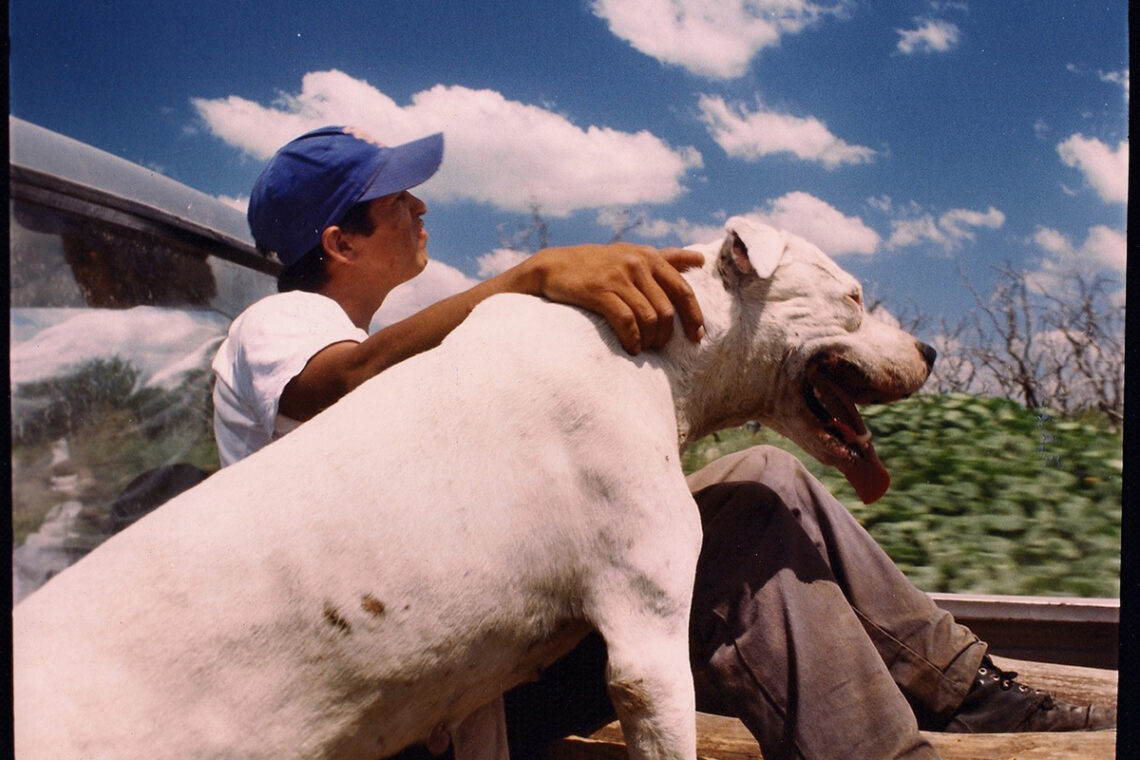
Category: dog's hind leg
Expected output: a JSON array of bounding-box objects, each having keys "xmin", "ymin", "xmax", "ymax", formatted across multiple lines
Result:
[{"xmin": 450, "ymin": 696, "xmax": 509, "ymax": 760}]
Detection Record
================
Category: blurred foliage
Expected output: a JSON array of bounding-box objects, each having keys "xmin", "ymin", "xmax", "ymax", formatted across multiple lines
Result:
[
  {"xmin": 11, "ymin": 359, "xmax": 219, "ymax": 545},
  {"xmin": 12, "ymin": 357, "xmax": 139, "ymax": 445},
  {"xmin": 683, "ymin": 394, "xmax": 1121, "ymax": 597}
]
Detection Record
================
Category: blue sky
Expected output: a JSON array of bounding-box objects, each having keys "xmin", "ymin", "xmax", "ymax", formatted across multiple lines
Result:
[{"xmin": 9, "ymin": 1, "xmax": 1128, "ymax": 329}]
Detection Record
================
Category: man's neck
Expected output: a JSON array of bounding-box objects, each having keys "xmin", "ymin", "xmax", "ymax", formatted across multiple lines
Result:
[{"xmin": 317, "ymin": 283, "xmax": 387, "ymax": 331}]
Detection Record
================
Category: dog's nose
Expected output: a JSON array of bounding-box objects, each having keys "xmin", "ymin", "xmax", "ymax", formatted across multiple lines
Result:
[{"xmin": 917, "ymin": 341, "xmax": 937, "ymax": 370}]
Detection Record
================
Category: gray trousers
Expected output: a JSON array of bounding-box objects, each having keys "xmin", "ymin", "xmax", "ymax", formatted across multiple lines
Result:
[{"xmin": 405, "ymin": 446, "xmax": 987, "ymax": 759}]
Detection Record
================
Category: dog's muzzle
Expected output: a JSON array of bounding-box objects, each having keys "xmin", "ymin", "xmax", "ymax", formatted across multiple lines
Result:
[{"xmin": 801, "ymin": 347, "xmax": 932, "ymax": 504}]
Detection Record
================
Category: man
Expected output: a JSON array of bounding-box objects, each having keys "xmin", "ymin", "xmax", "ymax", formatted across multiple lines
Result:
[{"xmin": 213, "ymin": 126, "xmax": 1114, "ymax": 759}]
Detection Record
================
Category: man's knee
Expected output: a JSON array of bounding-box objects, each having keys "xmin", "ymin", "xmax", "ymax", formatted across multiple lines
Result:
[{"xmin": 687, "ymin": 445, "xmax": 808, "ymax": 494}]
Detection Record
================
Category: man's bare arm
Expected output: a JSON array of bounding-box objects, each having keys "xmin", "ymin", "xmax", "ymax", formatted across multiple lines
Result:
[{"xmin": 278, "ymin": 244, "xmax": 705, "ymax": 422}]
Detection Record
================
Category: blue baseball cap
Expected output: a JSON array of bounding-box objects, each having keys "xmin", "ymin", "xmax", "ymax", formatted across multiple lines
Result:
[{"xmin": 248, "ymin": 126, "xmax": 444, "ymax": 268}]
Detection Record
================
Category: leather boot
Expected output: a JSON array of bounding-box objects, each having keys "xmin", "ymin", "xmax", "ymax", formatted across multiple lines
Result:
[{"xmin": 942, "ymin": 657, "xmax": 1116, "ymax": 732}]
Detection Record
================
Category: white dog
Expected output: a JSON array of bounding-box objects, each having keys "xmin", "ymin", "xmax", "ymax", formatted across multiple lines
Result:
[{"xmin": 13, "ymin": 218, "xmax": 934, "ymax": 760}]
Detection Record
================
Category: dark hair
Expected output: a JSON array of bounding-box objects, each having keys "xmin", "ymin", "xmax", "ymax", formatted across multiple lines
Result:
[{"xmin": 276, "ymin": 200, "xmax": 377, "ymax": 293}]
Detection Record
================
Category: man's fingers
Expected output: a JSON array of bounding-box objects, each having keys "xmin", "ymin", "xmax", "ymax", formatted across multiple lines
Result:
[
  {"xmin": 609, "ymin": 247, "xmax": 703, "ymax": 350},
  {"xmin": 595, "ymin": 291, "xmax": 644, "ymax": 354},
  {"xmin": 658, "ymin": 247, "xmax": 706, "ymax": 273},
  {"xmin": 650, "ymin": 251, "xmax": 705, "ymax": 343},
  {"xmin": 629, "ymin": 266, "xmax": 677, "ymax": 349}
]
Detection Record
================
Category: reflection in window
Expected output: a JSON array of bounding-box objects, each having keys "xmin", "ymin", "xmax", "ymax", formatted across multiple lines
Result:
[
  {"xmin": 12, "ymin": 200, "xmax": 218, "ymax": 309},
  {"xmin": 9, "ymin": 199, "xmax": 273, "ymax": 603}
]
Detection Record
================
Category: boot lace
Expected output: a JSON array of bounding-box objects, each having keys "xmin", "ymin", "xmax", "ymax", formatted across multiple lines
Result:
[{"xmin": 978, "ymin": 657, "xmax": 1055, "ymax": 708}]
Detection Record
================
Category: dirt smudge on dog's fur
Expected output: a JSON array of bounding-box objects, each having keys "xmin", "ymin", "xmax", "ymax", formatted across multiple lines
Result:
[
  {"xmin": 361, "ymin": 594, "xmax": 386, "ymax": 617},
  {"xmin": 323, "ymin": 603, "xmax": 352, "ymax": 635}
]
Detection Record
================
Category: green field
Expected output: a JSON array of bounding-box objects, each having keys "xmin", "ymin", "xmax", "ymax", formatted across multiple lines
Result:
[{"xmin": 682, "ymin": 393, "xmax": 1122, "ymax": 598}]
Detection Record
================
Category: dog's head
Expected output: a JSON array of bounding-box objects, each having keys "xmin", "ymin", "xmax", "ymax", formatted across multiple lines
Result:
[{"xmin": 685, "ymin": 217, "xmax": 935, "ymax": 504}]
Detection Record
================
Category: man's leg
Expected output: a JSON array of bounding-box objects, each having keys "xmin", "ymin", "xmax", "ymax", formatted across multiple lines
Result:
[
  {"xmin": 687, "ymin": 468, "xmax": 940, "ymax": 759},
  {"xmin": 687, "ymin": 445, "xmax": 1114, "ymax": 737},
  {"xmin": 687, "ymin": 446, "xmax": 984, "ymax": 729}
]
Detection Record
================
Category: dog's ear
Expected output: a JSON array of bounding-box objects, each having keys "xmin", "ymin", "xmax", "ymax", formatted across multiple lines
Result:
[
  {"xmin": 716, "ymin": 232, "xmax": 753, "ymax": 290},
  {"xmin": 723, "ymin": 216, "xmax": 785, "ymax": 280}
]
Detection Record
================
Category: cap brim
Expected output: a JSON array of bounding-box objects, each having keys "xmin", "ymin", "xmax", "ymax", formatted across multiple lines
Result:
[{"xmin": 358, "ymin": 132, "xmax": 444, "ymax": 202}]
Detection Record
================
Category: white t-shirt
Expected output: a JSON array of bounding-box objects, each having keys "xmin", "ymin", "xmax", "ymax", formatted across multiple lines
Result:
[{"xmin": 212, "ymin": 291, "xmax": 368, "ymax": 467}]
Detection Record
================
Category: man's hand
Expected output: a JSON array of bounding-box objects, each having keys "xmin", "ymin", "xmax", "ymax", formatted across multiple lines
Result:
[{"xmin": 521, "ymin": 243, "xmax": 706, "ymax": 355}]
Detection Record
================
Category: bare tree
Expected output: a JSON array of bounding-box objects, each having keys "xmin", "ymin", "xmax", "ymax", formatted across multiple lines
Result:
[
  {"xmin": 962, "ymin": 263, "xmax": 1045, "ymax": 409},
  {"xmin": 914, "ymin": 262, "xmax": 1124, "ymax": 429},
  {"xmin": 1036, "ymin": 271, "xmax": 1125, "ymax": 428},
  {"xmin": 603, "ymin": 208, "xmax": 647, "ymax": 242},
  {"xmin": 923, "ymin": 316, "xmax": 980, "ymax": 396},
  {"xmin": 496, "ymin": 202, "xmax": 550, "ymax": 253}
]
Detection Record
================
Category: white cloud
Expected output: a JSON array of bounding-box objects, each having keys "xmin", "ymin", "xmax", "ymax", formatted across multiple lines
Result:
[
  {"xmin": 1031, "ymin": 225, "xmax": 1126, "ymax": 275},
  {"xmin": 865, "ymin": 194, "xmax": 894, "ymax": 214},
  {"xmin": 938, "ymin": 206, "xmax": 1005, "ymax": 240},
  {"xmin": 599, "ymin": 196, "xmax": 876, "ymax": 256},
  {"xmin": 476, "ymin": 248, "xmax": 530, "ymax": 278},
  {"xmin": 1068, "ymin": 64, "xmax": 1130, "ymax": 102},
  {"xmin": 370, "ymin": 259, "xmax": 480, "ymax": 330},
  {"xmin": 216, "ymin": 194, "xmax": 249, "ymax": 213},
  {"xmin": 929, "ymin": 1, "xmax": 969, "ymax": 11},
  {"xmin": 887, "ymin": 215, "xmax": 946, "ymax": 250},
  {"xmin": 192, "ymin": 70, "xmax": 702, "ymax": 217},
  {"xmin": 1056, "ymin": 134, "xmax": 1129, "ymax": 205},
  {"xmin": 697, "ymin": 95, "xmax": 876, "ymax": 169},
  {"xmin": 1098, "ymin": 68, "xmax": 1129, "ymax": 100},
  {"xmin": 1032, "ymin": 226, "xmax": 1071, "ymax": 257},
  {"xmin": 10, "ymin": 308, "xmax": 228, "ymax": 391},
  {"xmin": 886, "ymin": 205, "xmax": 1005, "ymax": 252},
  {"xmin": 628, "ymin": 215, "xmax": 725, "ymax": 247},
  {"xmin": 742, "ymin": 191, "xmax": 881, "ymax": 256},
  {"xmin": 896, "ymin": 18, "xmax": 961, "ymax": 55},
  {"xmin": 1082, "ymin": 225, "xmax": 1128, "ymax": 271},
  {"xmin": 1027, "ymin": 224, "xmax": 1126, "ymax": 295},
  {"xmin": 590, "ymin": 0, "xmax": 850, "ymax": 79},
  {"xmin": 615, "ymin": 193, "xmax": 881, "ymax": 257}
]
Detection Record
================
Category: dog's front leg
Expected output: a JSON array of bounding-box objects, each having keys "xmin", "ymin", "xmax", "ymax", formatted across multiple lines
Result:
[
  {"xmin": 603, "ymin": 620, "xmax": 697, "ymax": 760},
  {"xmin": 586, "ymin": 480, "xmax": 702, "ymax": 759}
]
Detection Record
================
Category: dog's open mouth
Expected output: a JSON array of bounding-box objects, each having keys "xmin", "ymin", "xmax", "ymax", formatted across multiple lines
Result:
[{"xmin": 803, "ymin": 357, "xmax": 906, "ymax": 504}]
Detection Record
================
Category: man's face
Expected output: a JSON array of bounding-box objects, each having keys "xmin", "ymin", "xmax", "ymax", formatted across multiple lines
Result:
[{"xmin": 354, "ymin": 190, "xmax": 429, "ymax": 286}]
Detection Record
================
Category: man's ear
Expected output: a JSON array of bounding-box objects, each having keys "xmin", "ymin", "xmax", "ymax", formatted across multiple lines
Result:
[
  {"xmin": 320, "ymin": 225, "xmax": 355, "ymax": 265},
  {"xmin": 723, "ymin": 216, "xmax": 785, "ymax": 279}
]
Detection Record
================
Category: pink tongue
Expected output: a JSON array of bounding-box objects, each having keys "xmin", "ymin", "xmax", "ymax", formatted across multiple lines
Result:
[{"xmin": 840, "ymin": 444, "xmax": 890, "ymax": 504}]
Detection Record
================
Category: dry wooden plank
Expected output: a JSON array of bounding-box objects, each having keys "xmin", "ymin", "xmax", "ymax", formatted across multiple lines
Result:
[
  {"xmin": 544, "ymin": 657, "xmax": 1118, "ymax": 760},
  {"xmin": 927, "ymin": 730, "xmax": 1117, "ymax": 760},
  {"xmin": 548, "ymin": 725, "xmax": 1118, "ymax": 760},
  {"xmin": 990, "ymin": 656, "xmax": 1118, "ymax": 707}
]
